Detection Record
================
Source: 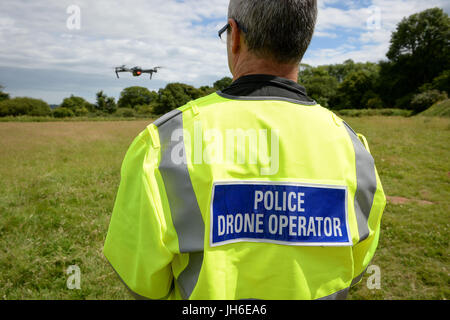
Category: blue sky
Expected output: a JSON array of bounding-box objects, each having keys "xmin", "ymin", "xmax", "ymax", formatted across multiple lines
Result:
[{"xmin": 0, "ymin": 0, "xmax": 448, "ymax": 104}]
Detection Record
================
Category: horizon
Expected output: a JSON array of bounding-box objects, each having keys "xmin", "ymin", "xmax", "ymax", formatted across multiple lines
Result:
[{"xmin": 0, "ymin": 0, "xmax": 449, "ymax": 105}]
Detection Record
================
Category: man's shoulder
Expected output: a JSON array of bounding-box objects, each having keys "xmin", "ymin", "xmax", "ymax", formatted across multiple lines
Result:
[
  {"xmin": 152, "ymin": 92, "xmax": 223, "ymax": 128},
  {"xmin": 181, "ymin": 91, "xmax": 224, "ymax": 110}
]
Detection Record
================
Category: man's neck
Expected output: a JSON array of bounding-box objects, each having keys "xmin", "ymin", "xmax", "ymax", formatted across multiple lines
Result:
[{"xmin": 232, "ymin": 55, "xmax": 299, "ymax": 82}]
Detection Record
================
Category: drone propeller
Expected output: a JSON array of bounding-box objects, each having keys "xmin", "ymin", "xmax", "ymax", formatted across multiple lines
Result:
[{"xmin": 114, "ymin": 65, "xmax": 125, "ymax": 79}]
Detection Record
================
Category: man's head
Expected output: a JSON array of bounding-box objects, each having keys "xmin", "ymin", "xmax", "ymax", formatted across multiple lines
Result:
[{"xmin": 226, "ymin": 0, "xmax": 317, "ymax": 80}]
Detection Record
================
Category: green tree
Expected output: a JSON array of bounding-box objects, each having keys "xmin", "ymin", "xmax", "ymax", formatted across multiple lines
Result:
[
  {"xmin": 0, "ymin": 85, "xmax": 9, "ymax": 102},
  {"xmin": 96, "ymin": 91, "xmax": 117, "ymax": 114},
  {"xmin": 118, "ymin": 86, "xmax": 158, "ymax": 109},
  {"xmin": 53, "ymin": 107, "xmax": 75, "ymax": 118},
  {"xmin": 95, "ymin": 91, "xmax": 117, "ymax": 114},
  {"xmin": 335, "ymin": 68, "xmax": 380, "ymax": 109},
  {"xmin": 299, "ymin": 65, "xmax": 339, "ymax": 108},
  {"xmin": 381, "ymin": 8, "xmax": 450, "ymax": 107},
  {"xmin": 327, "ymin": 60, "xmax": 358, "ymax": 83},
  {"xmin": 0, "ymin": 97, "xmax": 51, "ymax": 117},
  {"xmin": 60, "ymin": 95, "xmax": 92, "ymax": 112},
  {"xmin": 299, "ymin": 62, "xmax": 380, "ymax": 109},
  {"xmin": 199, "ymin": 86, "xmax": 216, "ymax": 96},
  {"xmin": 153, "ymin": 83, "xmax": 202, "ymax": 115},
  {"xmin": 213, "ymin": 77, "xmax": 233, "ymax": 91},
  {"xmin": 420, "ymin": 70, "xmax": 450, "ymax": 93}
]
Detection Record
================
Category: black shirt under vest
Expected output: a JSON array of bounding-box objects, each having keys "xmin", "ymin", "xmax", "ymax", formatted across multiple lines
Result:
[{"xmin": 218, "ymin": 74, "xmax": 315, "ymax": 105}]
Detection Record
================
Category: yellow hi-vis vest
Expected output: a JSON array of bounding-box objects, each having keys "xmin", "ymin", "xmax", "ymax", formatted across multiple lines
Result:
[{"xmin": 103, "ymin": 92, "xmax": 386, "ymax": 300}]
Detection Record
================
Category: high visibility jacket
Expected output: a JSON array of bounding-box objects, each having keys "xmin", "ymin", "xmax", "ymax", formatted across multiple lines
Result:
[{"xmin": 104, "ymin": 91, "xmax": 386, "ymax": 300}]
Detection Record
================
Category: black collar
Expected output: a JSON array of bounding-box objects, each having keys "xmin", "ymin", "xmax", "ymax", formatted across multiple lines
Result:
[{"xmin": 218, "ymin": 74, "xmax": 315, "ymax": 105}]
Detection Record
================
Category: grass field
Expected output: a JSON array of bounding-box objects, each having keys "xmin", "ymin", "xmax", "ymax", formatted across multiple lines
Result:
[
  {"xmin": 0, "ymin": 116, "xmax": 448, "ymax": 300},
  {"xmin": 419, "ymin": 99, "xmax": 450, "ymax": 118}
]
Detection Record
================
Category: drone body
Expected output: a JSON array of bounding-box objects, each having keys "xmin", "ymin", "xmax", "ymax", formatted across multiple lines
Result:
[{"xmin": 115, "ymin": 65, "xmax": 162, "ymax": 80}]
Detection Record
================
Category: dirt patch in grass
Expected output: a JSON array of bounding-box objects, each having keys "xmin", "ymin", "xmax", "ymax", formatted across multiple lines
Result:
[{"xmin": 387, "ymin": 196, "xmax": 434, "ymax": 206}]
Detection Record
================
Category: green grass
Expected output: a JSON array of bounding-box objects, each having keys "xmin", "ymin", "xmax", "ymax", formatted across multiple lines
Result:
[
  {"xmin": 0, "ymin": 117, "xmax": 448, "ymax": 300},
  {"xmin": 336, "ymin": 108, "xmax": 413, "ymax": 117},
  {"xmin": 418, "ymin": 99, "xmax": 450, "ymax": 117},
  {"xmin": 345, "ymin": 116, "xmax": 449, "ymax": 300},
  {"xmin": 0, "ymin": 115, "xmax": 154, "ymax": 122}
]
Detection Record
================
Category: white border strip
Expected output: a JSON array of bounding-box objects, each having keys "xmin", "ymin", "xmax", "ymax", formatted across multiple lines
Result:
[{"xmin": 209, "ymin": 181, "xmax": 353, "ymax": 248}]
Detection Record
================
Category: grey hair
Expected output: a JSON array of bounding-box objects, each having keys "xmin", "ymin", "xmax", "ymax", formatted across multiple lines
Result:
[{"xmin": 228, "ymin": 0, "xmax": 318, "ymax": 63}]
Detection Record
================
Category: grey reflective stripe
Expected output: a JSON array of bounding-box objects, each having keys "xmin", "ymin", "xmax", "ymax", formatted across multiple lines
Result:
[
  {"xmin": 153, "ymin": 108, "xmax": 184, "ymax": 127},
  {"xmin": 177, "ymin": 252, "xmax": 204, "ymax": 299},
  {"xmin": 155, "ymin": 110, "xmax": 205, "ymax": 299},
  {"xmin": 317, "ymin": 268, "xmax": 369, "ymax": 300},
  {"xmin": 317, "ymin": 287, "xmax": 350, "ymax": 300},
  {"xmin": 351, "ymin": 267, "xmax": 368, "ymax": 287},
  {"xmin": 344, "ymin": 122, "xmax": 377, "ymax": 243},
  {"xmin": 156, "ymin": 110, "xmax": 205, "ymax": 252}
]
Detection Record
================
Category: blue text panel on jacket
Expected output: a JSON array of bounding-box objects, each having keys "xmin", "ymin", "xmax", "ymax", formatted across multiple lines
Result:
[{"xmin": 210, "ymin": 182, "xmax": 352, "ymax": 247}]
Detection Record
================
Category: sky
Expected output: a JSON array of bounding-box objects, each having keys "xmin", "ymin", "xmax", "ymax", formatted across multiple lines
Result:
[{"xmin": 0, "ymin": 0, "xmax": 449, "ymax": 104}]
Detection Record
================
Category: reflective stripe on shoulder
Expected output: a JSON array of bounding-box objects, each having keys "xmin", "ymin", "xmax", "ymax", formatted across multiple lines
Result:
[
  {"xmin": 343, "ymin": 122, "xmax": 377, "ymax": 243},
  {"xmin": 154, "ymin": 109, "xmax": 205, "ymax": 299},
  {"xmin": 153, "ymin": 108, "xmax": 184, "ymax": 127}
]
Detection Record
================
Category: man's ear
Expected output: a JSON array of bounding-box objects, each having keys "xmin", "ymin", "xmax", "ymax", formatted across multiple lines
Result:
[{"xmin": 228, "ymin": 18, "xmax": 241, "ymax": 54}]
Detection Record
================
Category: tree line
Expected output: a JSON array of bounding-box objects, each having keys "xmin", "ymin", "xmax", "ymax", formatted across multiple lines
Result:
[
  {"xmin": 0, "ymin": 78, "xmax": 233, "ymax": 118},
  {"xmin": 299, "ymin": 7, "xmax": 449, "ymax": 114},
  {"xmin": 0, "ymin": 7, "xmax": 448, "ymax": 118}
]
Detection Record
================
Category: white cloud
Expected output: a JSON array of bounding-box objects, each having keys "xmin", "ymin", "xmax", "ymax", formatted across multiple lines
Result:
[
  {"xmin": 0, "ymin": 0, "xmax": 448, "ymax": 102},
  {"xmin": 0, "ymin": 0, "xmax": 230, "ymax": 85},
  {"xmin": 306, "ymin": 0, "xmax": 449, "ymax": 66}
]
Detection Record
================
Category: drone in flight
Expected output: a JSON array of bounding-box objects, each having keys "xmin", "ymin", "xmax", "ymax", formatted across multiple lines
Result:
[{"xmin": 115, "ymin": 65, "xmax": 162, "ymax": 80}]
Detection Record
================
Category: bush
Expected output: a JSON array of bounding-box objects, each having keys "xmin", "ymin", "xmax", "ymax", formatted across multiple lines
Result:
[
  {"xmin": 135, "ymin": 104, "xmax": 154, "ymax": 116},
  {"xmin": 118, "ymin": 87, "xmax": 158, "ymax": 109},
  {"xmin": 366, "ymin": 96, "xmax": 384, "ymax": 109},
  {"xmin": 420, "ymin": 71, "xmax": 450, "ymax": 94},
  {"xmin": 53, "ymin": 107, "xmax": 75, "ymax": 118},
  {"xmin": 411, "ymin": 90, "xmax": 448, "ymax": 114},
  {"xmin": 0, "ymin": 97, "xmax": 51, "ymax": 117},
  {"xmin": 395, "ymin": 93, "xmax": 415, "ymax": 109},
  {"xmin": 74, "ymin": 107, "xmax": 89, "ymax": 117},
  {"xmin": 60, "ymin": 95, "xmax": 92, "ymax": 112},
  {"xmin": 96, "ymin": 91, "xmax": 117, "ymax": 114},
  {"xmin": 431, "ymin": 70, "xmax": 450, "ymax": 93},
  {"xmin": 115, "ymin": 108, "xmax": 135, "ymax": 118}
]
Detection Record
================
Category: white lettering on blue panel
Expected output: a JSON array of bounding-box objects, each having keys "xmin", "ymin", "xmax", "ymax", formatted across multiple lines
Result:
[{"xmin": 210, "ymin": 182, "xmax": 352, "ymax": 247}]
